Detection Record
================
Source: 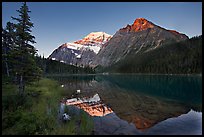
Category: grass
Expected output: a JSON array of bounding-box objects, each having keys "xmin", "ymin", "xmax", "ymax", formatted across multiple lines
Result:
[{"xmin": 2, "ymin": 77, "xmax": 94, "ymax": 135}]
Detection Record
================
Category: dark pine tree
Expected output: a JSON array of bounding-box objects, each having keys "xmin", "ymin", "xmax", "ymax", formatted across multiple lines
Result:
[
  {"xmin": 11, "ymin": 2, "xmax": 42, "ymax": 96},
  {"xmin": 2, "ymin": 22, "xmax": 16, "ymax": 77}
]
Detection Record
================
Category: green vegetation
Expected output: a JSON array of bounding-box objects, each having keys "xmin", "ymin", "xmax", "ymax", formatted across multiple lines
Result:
[
  {"xmin": 2, "ymin": 2, "xmax": 201, "ymax": 135},
  {"xmin": 2, "ymin": 3, "xmax": 94, "ymax": 135},
  {"xmin": 98, "ymin": 35, "xmax": 202, "ymax": 74},
  {"xmin": 2, "ymin": 2, "xmax": 42, "ymax": 96},
  {"xmin": 2, "ymin": 77, "xmax": 94, "ymax": 135},
  {"xmin": 2, "ymin": 2, "xmax": 95, "ymax": 98},
  {"xmin": 35, "ymin": 56, "xmax": 95, "ymax": 75}
]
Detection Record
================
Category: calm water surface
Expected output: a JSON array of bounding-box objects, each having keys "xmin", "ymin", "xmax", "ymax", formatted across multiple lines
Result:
[{"xmin": 48, "ymin": 74, "xmax": 202, "ymax": 135}]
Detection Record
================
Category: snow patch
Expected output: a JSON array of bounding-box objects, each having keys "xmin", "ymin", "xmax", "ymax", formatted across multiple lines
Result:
[
  {"xmin": 65, "ymin": 42, "xmax": 101, "ymax": 54},
  {"xmin": 65, "ymin": 42, "xmax": 83, "ymax": 50},
  {"xmin": 84, "ymin": 45, "xmax": 101, "ymax": 54},
  {"xmin": 76, "ymin": 54, "xmax": 81, "ymax": 58},
  {"xmin": 84, "ymin": 32, "xmax": 112, "ymax": 41}
]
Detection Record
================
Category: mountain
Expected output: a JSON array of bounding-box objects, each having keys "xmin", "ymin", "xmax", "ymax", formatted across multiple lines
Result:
[
  {"xmin": 48, "ymin": 18, "xmax": 200, "ymax": 74},
  {"xmin": 48, "ymin": 32, "xmax": 112, "ymax": 67},
  {"xmin": 74, "ymin": 32, "xmax": 112, "ymax": 47},
  {"xmin": 99, "ymin": 35, "xmax": 202, "ymax": 74},
  {"xmin": 92, "ymin": 18, "xmax": 189, "ymax": 67}
]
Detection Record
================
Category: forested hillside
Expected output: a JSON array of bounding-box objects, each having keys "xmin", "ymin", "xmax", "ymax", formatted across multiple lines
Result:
[
  {"xmin": 97, "ymin": 35, "xmax": 202, "ymax": 74},
  {"xmin": 2, "ymin": 3, "xmax": 94, "ymax": 135},
  {"xmin": 35, "ymin": 56, "xmax": 95, "ymax": 74}
]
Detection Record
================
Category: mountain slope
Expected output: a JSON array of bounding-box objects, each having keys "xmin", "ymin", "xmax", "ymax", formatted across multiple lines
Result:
[
  {"xmin": 97, "ymin": 35, "xmax": 202, "ymax": 74},
  {"xmin": 48, "ymin": 32, "xmax": 112, "ymax": 66},
  {"xmin": 92, "ymin": 18, "xmax": 189, "ymax": 67}
]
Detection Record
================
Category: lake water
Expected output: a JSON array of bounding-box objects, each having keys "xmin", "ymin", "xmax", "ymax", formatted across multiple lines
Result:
[{"xmin": 48, "ymin": 74, "xmax": 202, "ymax": 135}]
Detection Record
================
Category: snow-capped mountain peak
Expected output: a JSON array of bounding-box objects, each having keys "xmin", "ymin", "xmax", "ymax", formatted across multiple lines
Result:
[
  {"xmin": 49, "ymin": 31, "xmax": 112, "ymax": 66},
  {"xmin": 60, "ymin": 31, "xmax": 112, "ymax": 55},
  {"xmin": 74, "ymin": 31, "xmax": 112, "ymax": 46},
  {"xmin": 84, "ymin": 31, "xmax": 112, "ymax": 41}
]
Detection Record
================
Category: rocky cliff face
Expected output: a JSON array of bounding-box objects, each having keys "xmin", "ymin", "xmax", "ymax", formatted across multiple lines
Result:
[
  {"xmin": 48, "ymin": 32, "xmax": 112, "ymax": 66},
  {"xmin": 92, "ymin": 18, "xmax": 189, "ymax": 67},
  {"xmin": 49, "ymin": 18, "xmax": 189, "ymax": 68}
]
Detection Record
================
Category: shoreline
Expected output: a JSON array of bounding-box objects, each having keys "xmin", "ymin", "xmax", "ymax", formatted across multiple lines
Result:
[{"xmin": 45, "ymin": 73, "xmax": 202, "ymax": 77}]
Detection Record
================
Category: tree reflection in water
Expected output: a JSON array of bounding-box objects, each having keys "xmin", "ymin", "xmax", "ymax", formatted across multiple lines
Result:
[{"xmin": 49, "ymin": 74, "xmax": 202, "ymax": 133}]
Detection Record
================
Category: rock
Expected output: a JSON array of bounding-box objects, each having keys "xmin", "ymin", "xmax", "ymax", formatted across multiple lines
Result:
[
  {"xmin": 62, "ymin": 113, "xmax": 71, "ymax": 121},
  {"xmin": 92, "ymin": 18, "xmax": 188, "ymax": 67},
  {"xmin": 76, "ymin": 89, "xmax": 80, "ymax": 93}
]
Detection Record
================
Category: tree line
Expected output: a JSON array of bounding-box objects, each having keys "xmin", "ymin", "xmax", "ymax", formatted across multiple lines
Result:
[
  {"xmin": 2, "ymin": 2, "xmax": 95, "ymax": 96},
  {"xmin": 35, "ymin": 55, "xmax": 95, "ymax": 74},
  {"xmin": 97, "ymin": 35, "xmax": 202, "ymax": 74},
  {"xmin": 2, "ymin": 2, "xmax": 41, "ymax": 96}
]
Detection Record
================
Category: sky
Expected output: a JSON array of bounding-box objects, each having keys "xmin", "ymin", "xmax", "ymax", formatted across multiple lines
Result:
[{"xmin": 2, "ymin": 2, "xmax": 202, "ymax": 58}]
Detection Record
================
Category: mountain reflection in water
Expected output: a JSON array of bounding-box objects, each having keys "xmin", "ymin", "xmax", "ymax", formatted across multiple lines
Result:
[
  {"xmin": 62, "ymin": 93, "xmax": 113, "ymax": 117},
  {"xmin": 48, "ymin": 74, "xmax": 202, "ymax": 134}
]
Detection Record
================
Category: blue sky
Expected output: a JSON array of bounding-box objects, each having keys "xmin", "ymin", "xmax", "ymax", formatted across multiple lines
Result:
[{"xmin": 2, "ymin": 2, "xmax": 202, "ymax": 57}]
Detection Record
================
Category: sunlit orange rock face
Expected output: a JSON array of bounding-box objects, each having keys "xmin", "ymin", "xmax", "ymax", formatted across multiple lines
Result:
[
  {"xmin": 75, "ymin": 103, "xmax": 113, "ymax": 117},
  {"xmin": 169, "ymin": 30, "xmax": 181, "ymax": 35},
  {"xmin": 125, "ymin": 110, "xmax": 188, "ymax": 130},
  {"xmin": 120, "ymin": 114, "xmax": 173, "ymax": 130},
  {"xmin": 64, "ymin": 94, "xmax": 113, "ymax": 117},
  {"xmin": 169, "ymin": 30, "xmax": 187, "ymax": 39},
  {"xmin": 132, "ymin": 18, "xmax": 155, "ymax": 32},
  {"xmin": 131, "ymin": 116, "xmax": 155, "ymax": 130},
  {"xmin": 119, "ymin": 18, "xmax": 155, "ymax": 33},
  {"xmin": 119, "ymin": 18, "xmax": 186, "ymax": 37},
  {"xmin": 96, "ymin": 89, "xmax": 190, "ymax": 131},
  {"xmin": 74, "ymin": 32, "xmax": 112, "ymax": 46}
]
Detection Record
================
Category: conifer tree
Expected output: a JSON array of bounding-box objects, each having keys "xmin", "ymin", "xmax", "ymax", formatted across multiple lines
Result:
[
  {"xmin": 2, "ymin": 22, "xmax": 16, "ymax": 77},
  {"xmin": 11, "ymin": 2, "xmax": 42, "ymax": 96}
]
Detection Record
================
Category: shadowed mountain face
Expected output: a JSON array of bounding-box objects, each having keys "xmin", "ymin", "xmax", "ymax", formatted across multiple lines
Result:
[
  {"xmin": 48, "ymin": 18, "xmax": 189, "ymax": 69},
  {"xmin": 92, "ymin": 18, "xmax": 188, "ymax": 67},
  {"xmin": 48, "ymin": 32, "xmax": 112, "ymax": 66}
]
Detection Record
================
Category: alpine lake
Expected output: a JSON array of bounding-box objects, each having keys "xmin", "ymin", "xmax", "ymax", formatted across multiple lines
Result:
[{"xmin": 47, "ymin": 74, "xmax": 202, "ymax": 135}]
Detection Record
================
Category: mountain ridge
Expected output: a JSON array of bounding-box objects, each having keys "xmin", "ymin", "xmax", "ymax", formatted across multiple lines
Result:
[
  {"xmin": 48, "ymin": 31, "xmax": 112, "ymax": 66},
  {"xmin": 49, "ymin": 18, "xmax": 190, "ymax": 69},
  {"xmin": 91, "ymin": 18, "xmax": 189, "ymax": 67}
]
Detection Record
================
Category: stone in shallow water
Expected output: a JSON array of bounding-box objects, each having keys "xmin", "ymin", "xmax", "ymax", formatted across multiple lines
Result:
[{"xmin": 62, "ymin": 113, "xmax": 71, "ymax": 121}]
